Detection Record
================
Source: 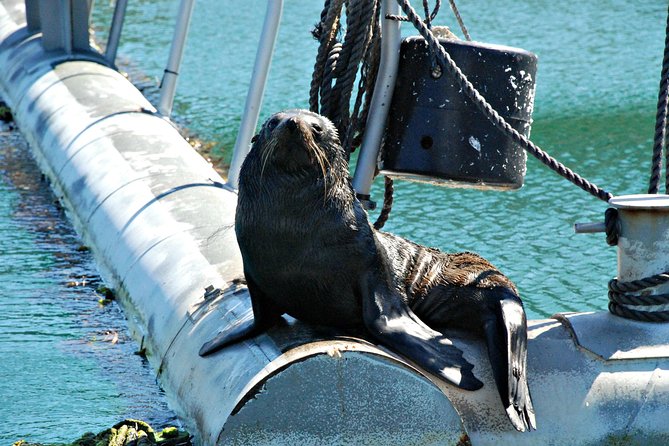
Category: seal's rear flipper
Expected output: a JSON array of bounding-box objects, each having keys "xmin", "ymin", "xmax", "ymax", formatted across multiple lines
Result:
[
  {"xmin": 483, "ymin": 291, "xmax": 536, "ymax": 431},
  {"xmin": 361, "ymin": 276, "xmax": 483, "ymax": 391},
  {"xmin": 199, "ymin": 275, "xmax": 284, "ymax": 357}
]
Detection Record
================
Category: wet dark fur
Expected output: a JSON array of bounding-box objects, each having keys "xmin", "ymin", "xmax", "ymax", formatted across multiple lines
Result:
[{"xmin": 223, "ymin": 110, "xmax": 536, "ymax": 431}]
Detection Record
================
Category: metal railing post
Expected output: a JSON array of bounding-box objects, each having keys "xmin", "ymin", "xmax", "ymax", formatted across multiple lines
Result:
[
  {"xmin": 351, "ymin": 0, "xmax": 401, "ymax": 200},
  {"xmin": 157, "ymin": 0, "xmax": 196, "ymax": 117},
  {"xmin": 105, "ymin": 0, "xmax": 129, "ymax": 65},
  {"xmin": 25, "ymin": 0, "xmax": 41, "ymax": 33},
  {"xmin": 226, "ymin": 0, "xmax": 284, "ymax": 189}
]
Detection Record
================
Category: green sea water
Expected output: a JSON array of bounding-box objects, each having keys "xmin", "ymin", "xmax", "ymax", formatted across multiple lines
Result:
[
  {"xmin": 0, "ymin": 130, "xmax": 177, "ymax": 444},
  {"xmin": 1, "ymin": 0, "xmax": 667, "ymax": 443}
]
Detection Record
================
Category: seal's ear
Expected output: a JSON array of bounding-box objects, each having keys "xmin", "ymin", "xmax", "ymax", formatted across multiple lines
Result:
[{"xmin": 251, "ymin": 134, "xmax": 259, "ymax": 143}]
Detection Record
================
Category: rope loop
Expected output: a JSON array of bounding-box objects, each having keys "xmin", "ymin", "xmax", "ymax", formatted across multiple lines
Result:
[
  {"xmin": 311, "ymin": 0, "xmax": 381, "ymax": 156},
  {"xmin": 608, "ymin": 273, "xmax": 669, "ymax": 322},
  {"xmin": 609, "ymin": 273, "xmax": 669, "ymax": 294},
  {"xmin": 608, "ymin": 301, "xmax": 669, "ymax": 322},
  {"xmin": 604, "ymin": 207, "xmax": 619, "ymax": 246}
]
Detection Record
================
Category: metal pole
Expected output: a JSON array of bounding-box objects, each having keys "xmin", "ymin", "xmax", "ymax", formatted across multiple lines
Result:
[
  {"xmin": 25, "ymin": 0, "xmax": 41, "ymax": 33},
  {"xmin": 157, "ymin": 0, "xmax": 196, "ymax": 117},
  {"xmin": 226, "ymin": 0, "xmax": 284, "ymax": 189},
  {"xmin": 105, "ymin": 0, "xmax": 129, "ymax": 65},
  {"xmin": 351, "ymin": 0, "xmax": 401, "ymax": 200},
  {"xmin": 61, "ymin": 0, "xmax": 73, "ymax": 54}
]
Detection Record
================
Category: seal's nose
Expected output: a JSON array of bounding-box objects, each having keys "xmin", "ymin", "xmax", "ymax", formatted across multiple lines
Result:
[{"xmin": 286, "ymin": 117, "xmax": 299, "ymax": 133}]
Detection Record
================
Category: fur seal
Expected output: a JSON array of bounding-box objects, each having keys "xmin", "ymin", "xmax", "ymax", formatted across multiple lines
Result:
[{"xmin": 200, "ymin": 109, "xmax": 536, "ymax": 432}]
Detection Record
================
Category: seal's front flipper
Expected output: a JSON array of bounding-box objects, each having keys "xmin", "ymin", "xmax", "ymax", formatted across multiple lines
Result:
[
  {"xmin": 361, "ymin": 276, "xmax": 483, "ymax": 390},
  {"xmin": 199, "ymin": 276, "xmax": 283, "ymax": 357},
  {"xmin": 483, "ymin": 291, "xmax": 536, "ymax": 431}
]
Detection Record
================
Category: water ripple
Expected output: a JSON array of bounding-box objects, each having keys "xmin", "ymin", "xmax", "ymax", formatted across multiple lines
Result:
[{"xmin": 0, "ymin": 130, "xmax": 177, "ymax": 444}]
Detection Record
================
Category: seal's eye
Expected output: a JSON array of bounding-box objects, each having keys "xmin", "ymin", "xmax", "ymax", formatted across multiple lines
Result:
[
  {"xmin": 266, "ymin": 117, "xmax": 280, "ymax": 132},
  {"xmin": 311, "ymin": 123, "xmax": 322, "ymax": 133}
]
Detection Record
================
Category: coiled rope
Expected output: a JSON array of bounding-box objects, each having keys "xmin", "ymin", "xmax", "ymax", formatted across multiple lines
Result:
[
  {"xmin": 310, "ymin": 0, "xmax": 381, "ymax": 156},
  {"xmin": 311, "ymin": 0, "xmax": 390, "ymax": 228},
  {"xmin": 312, "ymin": 0, "xmax": 461, "ymax": 229},
  {"xmin": 608, "ymin": 275, "xmax": 669, "ymax": 322}
]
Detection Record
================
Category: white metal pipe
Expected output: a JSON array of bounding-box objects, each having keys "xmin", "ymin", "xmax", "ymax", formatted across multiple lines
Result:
[
  {"xmin": 351, "ymin": 0, "xmax": 401, "ymax": 199},
  {"xmin": 226, "ymin": 0, "xmax": 283, "ymax": 189},
  {"xmin": 104, "ymin": 0, "xmax": 128, "ymax": 65},
  {"xmin": 157, "ymin": 0, "xmax": 196, "ymax": 117}
]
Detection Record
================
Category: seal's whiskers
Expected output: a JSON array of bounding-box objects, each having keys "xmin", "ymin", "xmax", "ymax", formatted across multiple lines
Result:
[
  {"xmin": 309, "ymin": 139, "xmax": 330, "ymax": 202},
  {"xmin": 260, "ymin": 137, "xmax": 278, "ymax": 181}
]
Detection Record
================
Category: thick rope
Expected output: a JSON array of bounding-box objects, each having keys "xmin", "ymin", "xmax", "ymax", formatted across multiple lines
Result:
[
  {"xmin": 395, "ymin": 0, "xmax": 614, "ymax": 203},
  {"xmin": 336, "ymin": 0, "xmax": 379, "ymax": 146},
  {"xmin": 311, "ymin": 0, "xmax": 381, "ymax": 152},
  {"xmin": 310, "ymin": 0, "xmax": 345, "ymax": 114},
  {"xmin": 327, "ymin": 0, "xmax": 371, "ymax": 128},
  {"xmin": 609, "ymin": 273, "xmax": 669, "ymax": 294},
  {"xmin": 608, "ymin": 263, "xmax": 669, "ymax": 322},
  {"xmin": 422, "ymin": 0, "xmax": 439, "ymax": 29},
  {"xmin": 649, "ymin": 3, "xmax": 669, "ymax": 194},
  {"xmin": 604, "ymin": 207, "xmax": 619, "ymax": 246},
  {"xmin": 311, "ymin": 0, "xmax": 392, "ymax": 229},
  {"xmin": 319, "ymin": 42, "xmax": 342, "ymax": 117},
  {"xmin": 373, "ymin": 176, "xmax": 395, "ymax": 229},
  {"xmin": 447, "ymin": 0, "xmax": 470, "ymax": 41},
  {"xmin": 608, "ymin": 301, "xmax": 669, "ymax": 322},
  {"xmin": 344, "ymin": 15, "xmax": 381, "ymax": 153}
]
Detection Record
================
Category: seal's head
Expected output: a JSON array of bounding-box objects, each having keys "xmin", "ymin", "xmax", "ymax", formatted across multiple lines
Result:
[{"xmin": 251, "ymin": 109, "xmax": 344, "ymax": 176}]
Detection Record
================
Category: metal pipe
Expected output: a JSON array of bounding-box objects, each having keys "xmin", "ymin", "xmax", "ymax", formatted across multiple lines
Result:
[
  {"xmin": 351, "ymin": 0, "xmax": 401, "ymax": 199},
  {"xmin": 24, "ymin": 0, "xmax": 41, "ymax": 33},
  {"xmin": 226, "ymin": 0, "xmax": 284, "ymax": 189},
  {"xmin": 573, "ymin": 221, "xmax": 606, "ymax": 233},
  {"xmin": 61, "ymin": 0, "xmax": 72, "ymax": 54},
  {"xmin": 105, "ymin": 0, "xmax": 128, "ymax": 65},
  {"xmin": 157, "ymin": 0, "xmax": 196, "ymax": 117}
]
